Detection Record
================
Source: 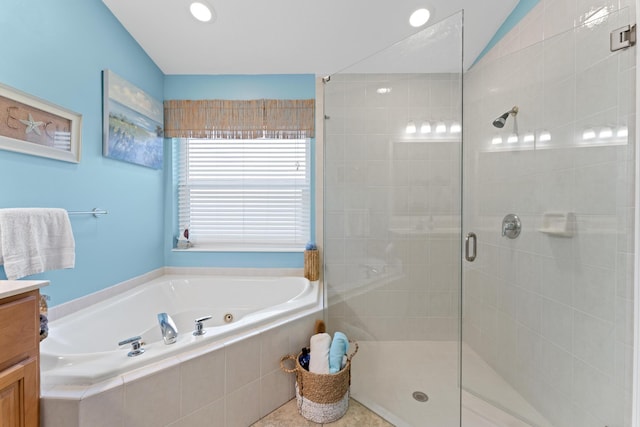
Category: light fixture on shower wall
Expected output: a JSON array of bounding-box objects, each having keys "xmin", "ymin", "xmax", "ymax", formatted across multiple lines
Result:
[
  {"xmin": 617, "ymin": 126, "xmax": 628, "ymax": 138},
  {"xmin": 538, "ymin": 130, "xmax": 551, "ymax": 142},
  {"xmin": 579, "ymin": 125, "xmax": 628, "ymax": 145},
  {"xmin": 599, "ymin": 127, "xmax": 613, "ymax": 138},
  {"xmin": 582, "ymin": 128, "xmax": 596, "ymax": 140},
  {"xmin": 404, "ymin": 120, "xmax": 460, "ymax": 138}
]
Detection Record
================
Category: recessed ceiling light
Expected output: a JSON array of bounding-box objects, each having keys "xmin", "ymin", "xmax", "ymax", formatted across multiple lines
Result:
[
  {"xmin": 409, "ymin": 8, "xmax": 431, "ymax": 27},
  {"xmin": 190, "ymin": 2, "xmax": 214, "ymax": 22}
]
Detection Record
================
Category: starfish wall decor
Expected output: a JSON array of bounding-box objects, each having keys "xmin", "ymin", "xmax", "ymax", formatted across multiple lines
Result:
[{"xmin": 19, "ymin": 113, "xmax": 44, "ymax": 135}]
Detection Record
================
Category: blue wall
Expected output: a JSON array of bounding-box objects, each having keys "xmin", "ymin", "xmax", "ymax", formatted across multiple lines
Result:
[
  {"xmin": 474, "ymin": 0, "xmax": 541, "ymax": 65},
  {"xmin": 0, "ymin": 0, "xmax": 165, "ymax": 306},
  {"xmin": 0, "ymin": 2, "xmax": 316, "ymax": 307},
  {"xmin": 163, "ymin": 75, "xmax": 316, "ymax": 269}
]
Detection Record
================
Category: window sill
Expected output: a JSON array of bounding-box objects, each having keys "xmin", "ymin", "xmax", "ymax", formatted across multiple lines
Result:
[{"xmin": 172, "ymin": 245, "xmax": 305, "ymax": 253}]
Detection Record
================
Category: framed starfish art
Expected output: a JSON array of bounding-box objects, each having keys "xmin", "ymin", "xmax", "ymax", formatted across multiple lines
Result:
[{"xmin": 0, "ymin": 82, "xmax": 82, "ymax": 163}]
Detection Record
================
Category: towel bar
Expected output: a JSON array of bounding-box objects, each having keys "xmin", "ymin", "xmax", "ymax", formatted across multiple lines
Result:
[{"xmin": 67, "ymin": 208, "xmax": 108, "ymax": 218}]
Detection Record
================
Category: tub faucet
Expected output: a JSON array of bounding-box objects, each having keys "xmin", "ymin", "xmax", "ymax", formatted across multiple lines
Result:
[{"xmin": 158, "ymin": 313, "xmax": 178, "ymax": 345}]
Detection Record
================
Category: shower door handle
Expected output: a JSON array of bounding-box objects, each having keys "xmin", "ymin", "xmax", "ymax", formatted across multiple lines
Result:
[{"xmin": 465, "ymin": 232, "xmax": 477, "ymax": 262}]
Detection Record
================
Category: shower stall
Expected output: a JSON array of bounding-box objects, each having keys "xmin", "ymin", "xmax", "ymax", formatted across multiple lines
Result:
[{"xmin": 323, "ymin": 7, "xmax": 635, "ymax": 427}]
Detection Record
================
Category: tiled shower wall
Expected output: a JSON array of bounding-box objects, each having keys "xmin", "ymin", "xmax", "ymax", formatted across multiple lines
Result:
[
  {"xmin": 463, "ymin": 1, "xmax": 635, "ymax": 426},
  {"xmin": 324, "ymin": 73, "xmax": 462, "ymax": 342}
]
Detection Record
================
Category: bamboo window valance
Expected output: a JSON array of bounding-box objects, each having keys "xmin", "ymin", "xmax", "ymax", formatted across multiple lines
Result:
[{"xmin": 163, "ymin": 99, "xmax": 315, "ymax": 139}]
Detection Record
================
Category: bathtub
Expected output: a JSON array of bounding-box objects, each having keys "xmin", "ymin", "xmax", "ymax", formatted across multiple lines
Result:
[{"xmin": 40, "ymin": 273, "xmax": 320, "ymax": 386}]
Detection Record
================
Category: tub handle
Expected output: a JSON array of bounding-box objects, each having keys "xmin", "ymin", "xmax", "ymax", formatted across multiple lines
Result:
[
  {"xmin": 193, "ymin": 315, "xmax": 212, "ymax": 336},
  {"xmin": 118, "ymin": 336, "xmax": 145, "ymax": 357}
]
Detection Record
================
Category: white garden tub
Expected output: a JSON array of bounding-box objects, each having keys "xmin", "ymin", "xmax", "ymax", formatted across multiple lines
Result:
[{"xmin": 40, "ymin": 274, "xmax": 319, "ymax": 386}]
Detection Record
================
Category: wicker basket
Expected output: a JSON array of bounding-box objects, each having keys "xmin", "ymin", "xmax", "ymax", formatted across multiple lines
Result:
[{"xmin": 280, "ymin": 341, "xmax": 358, "ymax": 423}]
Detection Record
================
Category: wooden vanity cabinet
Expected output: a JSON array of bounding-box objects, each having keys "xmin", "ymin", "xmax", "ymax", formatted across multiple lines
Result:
[{"xmin": 0, "ymin": 290, "xmax": 40, "ymax": 427}]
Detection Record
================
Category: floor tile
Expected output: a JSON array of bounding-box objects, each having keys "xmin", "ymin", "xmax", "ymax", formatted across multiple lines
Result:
[{"xmin": 252, "ymin": 398, "xmax": 394, "ymax": 427}]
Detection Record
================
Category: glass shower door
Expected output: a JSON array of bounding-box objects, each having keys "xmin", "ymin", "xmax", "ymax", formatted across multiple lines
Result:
[
  {"xmin": 461, "ymin": 7, "xmax": 635, "ymax": 427},
  {"xmin": 323, "ymin": 12, "xmax": 463, "ymax": 427}
]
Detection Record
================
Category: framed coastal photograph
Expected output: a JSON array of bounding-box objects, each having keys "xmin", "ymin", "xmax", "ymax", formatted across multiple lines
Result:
[
  {"xmin": 0, "ymin": 82, "xmax": 82, "ymax": 163},
  {"xmin": 102, "ymin": 70, "xmax": 163, "ymax": 169}
]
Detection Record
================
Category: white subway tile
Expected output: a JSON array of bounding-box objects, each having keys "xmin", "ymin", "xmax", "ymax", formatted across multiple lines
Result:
[
  {"xmin": 541, "ymin": 298, "xmax": 574, "ymax": 352},
  {"xmin": 573, "ymin": 311, "xmax": 616, "ymax": 375}
]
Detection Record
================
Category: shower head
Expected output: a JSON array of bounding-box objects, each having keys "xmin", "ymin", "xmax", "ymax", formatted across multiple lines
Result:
[
  {"xmin": 492, "ymin": 112, "xmax": 509, "ymax": 128},
  {"xmin": 492, "ymin": 106, "xmax": 519, "ymax": 128}
]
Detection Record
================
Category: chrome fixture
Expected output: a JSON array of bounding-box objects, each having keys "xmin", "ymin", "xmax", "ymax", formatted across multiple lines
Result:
[
  {"xmin": 66, "ymin": 208, "xmax": 108, "ymax": 217},
  {"xmin": 158, "ymin": 312, "xmax": 179, "ymax": 345},
  {"xmin": 118, "ymin": 336, "xmax": 145, "ymax": 357},
  {"xmin": 465, "ymin": 232, "xmax": 477, "ymax": 262},
  {"xmin": 502, "ymin": 214, "xmax": 521, "ymax": 239},
  {"xmin": 610, "ymin": 24, "xmax": 636, "ymax": 51},
  {"xmin": 492, "ymin": 106, "xmax": 519, "ymax": 128},
  {"xmin": 193, "ymin": 315, "xmax": 212, "ymax": 336}
]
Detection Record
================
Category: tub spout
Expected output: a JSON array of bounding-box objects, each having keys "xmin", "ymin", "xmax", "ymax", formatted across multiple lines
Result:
[{"xmin": 158, "ymin": 313, "xmax": 178, "ymax": 345}]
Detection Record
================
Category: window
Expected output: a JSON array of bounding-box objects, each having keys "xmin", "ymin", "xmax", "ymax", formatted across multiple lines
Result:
[{"xmin": 175, "ymin": 138, "xmax": 310, "ymax": 251}]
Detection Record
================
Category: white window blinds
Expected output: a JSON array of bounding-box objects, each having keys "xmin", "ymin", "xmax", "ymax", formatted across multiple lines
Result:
[{"xmin": 176, "ymin": 138, "xmax": 310, "ymax": 251}]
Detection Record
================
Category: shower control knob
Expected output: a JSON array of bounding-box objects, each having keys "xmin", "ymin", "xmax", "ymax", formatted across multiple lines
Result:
[
  {"xmin": 502, "ymin": 214, "xmax": 521, "ymax": 239},
  {"xmin": 193, "ymin": 315, "xmax": 212, "ymax": 336}
]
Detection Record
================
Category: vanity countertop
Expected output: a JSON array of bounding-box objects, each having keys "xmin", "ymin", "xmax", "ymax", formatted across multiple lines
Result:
[{"xmin": 0, "ymin": 280, "xmax": 49, "ymax": 299}]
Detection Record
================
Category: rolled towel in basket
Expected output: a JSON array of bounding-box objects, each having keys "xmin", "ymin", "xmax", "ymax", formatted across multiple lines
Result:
[
  {"xmin": 309, "ymin": 332, "xmax": 331, "ymax": 374},
  {"xmin": 329, "ymin": 332, "xmax": 349, "ymax": 373}
]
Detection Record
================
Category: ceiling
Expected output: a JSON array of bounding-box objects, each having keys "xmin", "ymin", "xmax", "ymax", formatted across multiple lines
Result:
[{"xmin": 102, "ymin": 0, "xmax": 519, "ymax": 75}]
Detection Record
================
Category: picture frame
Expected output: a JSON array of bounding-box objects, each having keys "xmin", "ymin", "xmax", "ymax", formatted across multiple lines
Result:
[
  {"xmin": 102, "ymin": 70, "xmax": 163, "ymax": 169},
  {"xmin": 0, "ymin": 82, "xmax": 82, "ymax": 163}
]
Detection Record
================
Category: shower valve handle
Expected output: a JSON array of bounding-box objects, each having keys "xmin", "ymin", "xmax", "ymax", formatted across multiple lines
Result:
[
  {"xmin": 193, "ymin": 315, "xmax": 212, "ymax": 336},
  {"xmin": 118, "ymin": 335, "xmax": 142, "ymax": 346},
  {"xmin": 118, "ymin": 336, "xmax": 145, "ymax": 357}
]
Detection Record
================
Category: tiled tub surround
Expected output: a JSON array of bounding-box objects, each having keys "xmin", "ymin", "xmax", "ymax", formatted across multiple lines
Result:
[
  {"xmin": 41, "ymin": 268, "xmax": 321, "ymax": 427},
  {"xmin": 463, "ymin": 3, "xmax": 635, "ymax": 427}
]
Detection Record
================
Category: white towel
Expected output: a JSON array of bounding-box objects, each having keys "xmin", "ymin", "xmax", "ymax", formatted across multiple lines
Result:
[
  {"xmin": 0, "ymin": 208, "xmax": 75, "ymax": 280},
  {"xmin": 309, "ymin": 333, "xmax": 331, "ymax": 374}
]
